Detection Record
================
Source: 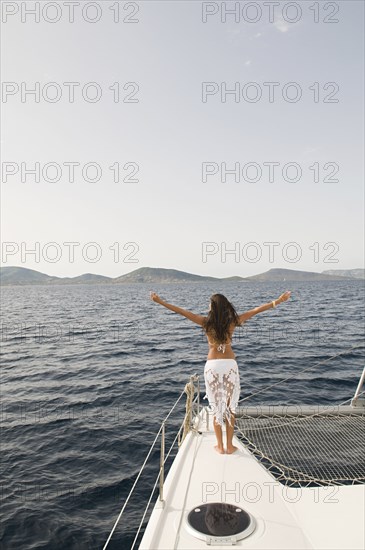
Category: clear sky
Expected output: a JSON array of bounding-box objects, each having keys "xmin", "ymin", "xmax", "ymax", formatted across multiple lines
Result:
[{"xmin": 1, "ymin": 0, "xmax": 364, "ymax": 278}]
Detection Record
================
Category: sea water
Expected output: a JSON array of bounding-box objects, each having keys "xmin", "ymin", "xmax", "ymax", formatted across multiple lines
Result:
[{"xmin": 1, "ymin": 280, "xmax": 364, "ymax": 549}]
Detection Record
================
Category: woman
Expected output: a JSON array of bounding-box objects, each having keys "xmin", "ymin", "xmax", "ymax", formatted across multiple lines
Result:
[{"xmin": 150, "ymin": 290, "xmax": 291, "ymax": 455}]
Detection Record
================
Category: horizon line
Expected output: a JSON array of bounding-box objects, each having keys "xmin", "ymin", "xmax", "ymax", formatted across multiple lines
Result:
[{"xmin": 1, "ymin": 264, "xmax": 364, "ymax": 280}]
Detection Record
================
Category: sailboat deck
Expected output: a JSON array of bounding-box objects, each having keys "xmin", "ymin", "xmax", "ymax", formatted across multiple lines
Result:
[{"xmin": 138, "ymin": 406, "xmax": 365, "ymax": 549}]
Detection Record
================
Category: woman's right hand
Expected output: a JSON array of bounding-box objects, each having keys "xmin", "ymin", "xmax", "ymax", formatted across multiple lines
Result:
[{"xmin": 277, "ymin": 290, "xmax": 291, "ymax": 304}]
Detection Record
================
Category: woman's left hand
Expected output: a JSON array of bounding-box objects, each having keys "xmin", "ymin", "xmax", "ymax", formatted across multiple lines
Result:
[{"xmin": 150, "ymin": 291, "xmax": 161, "ymax": 303}]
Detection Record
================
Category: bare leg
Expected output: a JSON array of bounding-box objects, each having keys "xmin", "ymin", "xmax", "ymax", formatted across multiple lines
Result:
[
  {"xmin": 213, "ymin": 416, "xmax": 225, "ymax": 454},
  {"xmin": 225, "ymin": 401, "xmax": 238, "ymax": 454}
]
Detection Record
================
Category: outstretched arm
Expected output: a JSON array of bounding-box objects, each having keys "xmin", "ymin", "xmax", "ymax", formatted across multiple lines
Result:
[
  {"xmin": 238, "ymin": 290, "xmax": 291, "ymax": 325},
  {"xmin": 150, "ymin": 292, "xmax": 206, "ymax": 326}
]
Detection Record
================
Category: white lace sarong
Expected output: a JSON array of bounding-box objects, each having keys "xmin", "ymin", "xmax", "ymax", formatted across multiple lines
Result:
[{"xmin": 203, "ymin": 359, "xmax": 240, "ymax": 428}]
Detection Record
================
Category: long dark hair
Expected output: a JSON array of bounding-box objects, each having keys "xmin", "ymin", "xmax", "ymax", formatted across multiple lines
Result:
[{"xmin": 202, "ymin": 293, "xmax": 240, "ymax": 344}]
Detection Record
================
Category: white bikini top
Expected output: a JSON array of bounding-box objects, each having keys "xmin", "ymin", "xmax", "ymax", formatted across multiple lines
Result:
[
  {"xmin": 206, "ymin": 326, "xmax": 234, "ymax": 353},
  {"xmin": 207, "ymin": 340, "xmax": 232, "ymax": 353}
]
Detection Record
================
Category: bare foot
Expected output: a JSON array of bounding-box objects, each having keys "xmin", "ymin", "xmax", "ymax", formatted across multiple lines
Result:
[
  {"xmin": 226, "ymin": 445, "xmax": 238, "ymax": 454},
  {"xmin": 214, "ymin": 445, "xmax": 225, "ymax": 454}
]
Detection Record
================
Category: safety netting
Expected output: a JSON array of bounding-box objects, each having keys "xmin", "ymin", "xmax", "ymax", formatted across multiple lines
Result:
[{"xmin": 235, "ymin": 408, "xmax": 365, "ymax": 487}]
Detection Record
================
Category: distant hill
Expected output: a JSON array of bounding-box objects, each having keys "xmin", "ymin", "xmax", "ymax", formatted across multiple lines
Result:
[
  {"xmin": 0, "ymin": 265, "xmax": 360, "ymax": 286},
  {"xmin": 245, "ymin": 268, "xmax": 354, "ymax": 282},
  {"xmin": 56, "ymin": 273, "xmax": 112, "ymax": 284},
  {"xmin": 0, "ymin": 266, "xmax": 58, "ymax": 285},
  {"xmin": 112, "ymin": 267, "xmax": 247, "ymax": 284},
  {"xmin": 322, "ymin": 268, "xmax": 364, "ymax": 279},
  {"xmin": 0, "ymin": 267, "xmax": 112, "ymax": 285}
]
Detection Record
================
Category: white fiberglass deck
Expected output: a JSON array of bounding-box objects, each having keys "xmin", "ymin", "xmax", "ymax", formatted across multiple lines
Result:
[{"xmin": 139, "ymin": 407, "xmax": 365, "ymax": 550}]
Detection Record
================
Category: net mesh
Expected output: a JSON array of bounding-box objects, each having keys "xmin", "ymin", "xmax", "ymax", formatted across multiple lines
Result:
[{"xmin": 235, "ymin": 408, "xmax": 365, "ymax": 487}]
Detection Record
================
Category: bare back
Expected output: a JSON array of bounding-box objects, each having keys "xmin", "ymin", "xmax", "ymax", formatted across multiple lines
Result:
[{"xmin": 205, "ymin": 321, "xmax": 238, "ymax": 360}]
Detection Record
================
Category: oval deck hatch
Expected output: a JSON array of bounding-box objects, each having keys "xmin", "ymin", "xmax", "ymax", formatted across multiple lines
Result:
[{"xmin": 186, "ymin": 502, "xmax": 256, "ymax": 543}]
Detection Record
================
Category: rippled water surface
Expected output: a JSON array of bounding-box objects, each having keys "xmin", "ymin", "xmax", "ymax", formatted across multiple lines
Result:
[{"xmin": 1, "ymin": 280, "xmax": 364, "ymax": 549}]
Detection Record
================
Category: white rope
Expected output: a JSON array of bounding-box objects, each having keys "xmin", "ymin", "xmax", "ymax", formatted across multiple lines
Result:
[
  {"xmin": 338, "ymin": 389, "xmax": 365, "ymax": 406},
  {"xmin": 178, "ymin": 377, "xmax": 198, "ymax": 447}
]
